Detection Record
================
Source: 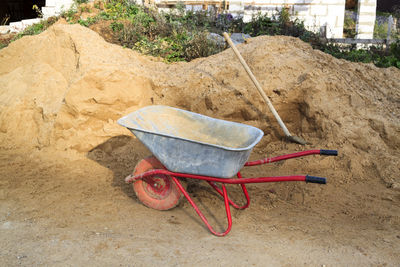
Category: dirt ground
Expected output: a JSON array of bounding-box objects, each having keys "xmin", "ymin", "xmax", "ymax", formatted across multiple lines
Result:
[
  {"xmin": 1, "ymin": 144, "xmax": 399, "ymax": 266},
  {"xmin": 1, "ymin": 22, "xmax": 399, "ymax": 266}
]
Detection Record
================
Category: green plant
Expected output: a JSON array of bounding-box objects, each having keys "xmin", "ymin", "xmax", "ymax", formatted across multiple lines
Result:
[
  {"xmin": 78, "ymin": 19, "xmax": 89, "ymax": 27},
  {"xmin": 243, "ymin": 13, "xmax": 278, "ymax": 36},
  {"xmin": 32, "ymin": 4, "xmax": 44, "ymax": 18},
  {"xmin": 343, "ymin": 16, "xmax": 356, "ymax": 38},
  {"xmin": 80, "ymin": 5, "xmax": 91, "ymax": 13},
  {"xmin": 374, "ymin": 21, "xmax": 389, "ymax": 39},
  {"xmin": 393, "ymin": 5, "xmax": 400, "ymax": 18},
  {"xmin": 390, "ymin": 38, "xmax": 400, "ymax": 60},
  {"xmin": 175, "ymin": 1, "xmax": 186, "ymax": 15},
  {"xmin": 118, "ymin": 21, "xmax": 142, "ymax": 48},
  {"xmin": 61, "ymin": 6, "xmax": 78, "ymax": 23},
  {"xmin": 108, "ymin": 0, "xmax": 223, "ymax": 62},
  {"xmin": 1, "ymin": 14, "xmax": 10, "ymax": 25},
  {"xmin": 49, "ymin": 0, "xmax": 400, "ymax": 68},
  {"xmin": 320, "ymin": 41, "xmax": 400, "ymax": 69},
  {"xmin": 184, "ymin": 31, "xmax": 223, "ymax": 61},
  {"xmin": 104, "ymin": 0, "xmax": 140, "ymax": 20},
  {"xmin": 110, "ymin": 21, "xmax": 123, "ymax": 32},
  {"xmin": 78, "ymin": 16, "xmax": 98, "ymax": 27},
  {"xmin": 97, "ymin": 11, "xmax": 111, "ymax": 20},
  {"xmin": 240, "ymin": 8, "xmax": 312, "ymax": 39},
  {"xmin": 75, "ymin": 0, "xmax": 89, "ymax": 4},
  {"xmin": 277, "ymin": 6, "xmax": 291, "ymax": 25},
  {"xmin": 376, "ymin": 11, "xmax": 392, "ymax": 17},
  {"xmin": 12, "ymin": 16, "xmax": 58, "ymax": 41}
]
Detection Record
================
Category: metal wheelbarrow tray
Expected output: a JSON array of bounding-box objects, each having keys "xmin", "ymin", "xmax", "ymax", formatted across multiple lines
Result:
[
  {"xmin": 117, "ymin": 105, "xmax": 264, "ymax": 178},
  {"xmin": 118, "ymin": 106, "xmax": 338, "ymax": 236}
]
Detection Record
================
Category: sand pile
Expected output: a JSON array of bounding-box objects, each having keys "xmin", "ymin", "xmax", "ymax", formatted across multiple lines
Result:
[{"xmin": 0, "ymin": 23, "xmax": 399, "ymax": 187}]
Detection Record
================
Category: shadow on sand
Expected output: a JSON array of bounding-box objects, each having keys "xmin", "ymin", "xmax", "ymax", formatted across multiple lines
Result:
[{"xmin": 86, "ymin": 135, "xmax": 234, "ymax": 232}]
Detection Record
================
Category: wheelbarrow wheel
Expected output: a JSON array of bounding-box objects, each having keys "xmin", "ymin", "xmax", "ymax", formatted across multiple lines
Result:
[{"xmin": 133, "ymin": 156, "xmax": 183, "ymax": 211}]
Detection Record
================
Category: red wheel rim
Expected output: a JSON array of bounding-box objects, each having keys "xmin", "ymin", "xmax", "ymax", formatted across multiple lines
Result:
[
  {"xmin": 142, "ymin": 175, "xmax": 172, "ymax": 200},
  {"xmin": 133, "ymin": 156, "xmax": 182, "ymax": 210}
]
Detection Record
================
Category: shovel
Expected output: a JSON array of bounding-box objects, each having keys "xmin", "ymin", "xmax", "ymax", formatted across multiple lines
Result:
[{"xmin": 223, "ymin": 32, "xmax": 307, "ymax": 145}]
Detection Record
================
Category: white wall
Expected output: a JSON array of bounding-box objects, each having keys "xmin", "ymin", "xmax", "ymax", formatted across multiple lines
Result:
[
  {"xmin": 228, "ymin": 0, "xmax": 346, "ymax": 38},
  {"xmin": 356, "ymin": 0, "xmax": 377, "ymax": 39},
  {"xmin": 42, "ymin": 0, "xmax": 76, "ymax": 18}
]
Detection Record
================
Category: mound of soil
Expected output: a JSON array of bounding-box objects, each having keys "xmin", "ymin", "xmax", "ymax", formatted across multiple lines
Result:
[{"xmin": 0, "ymin": 22, "xmax": 399, "ymax": 187}]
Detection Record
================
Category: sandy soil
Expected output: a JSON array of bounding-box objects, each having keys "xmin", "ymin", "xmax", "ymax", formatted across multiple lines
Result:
[
  {"xmin": 1, "ymin": 22, "xmax": 399, "ymax": 266},
  {"xmin": 1, "ymin": 144, "xmax": 399, "ymax": 266}
]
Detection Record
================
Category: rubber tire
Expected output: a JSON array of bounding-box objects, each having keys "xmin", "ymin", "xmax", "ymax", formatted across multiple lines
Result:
[{"xmin": 133, "ymin": 156, "xmax": 183, "ymax": 210}]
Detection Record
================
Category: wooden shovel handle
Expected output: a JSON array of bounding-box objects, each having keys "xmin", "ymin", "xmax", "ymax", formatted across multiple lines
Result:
[{"xmin": 223, "ymin": 32, "xmax": 291, "ymax": 137}]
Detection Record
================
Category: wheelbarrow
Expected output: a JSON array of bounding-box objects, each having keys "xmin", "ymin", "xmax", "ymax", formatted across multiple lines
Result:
[{"xmin": 118, "ymin": 105, "xmax": 337, "ymax": 236}]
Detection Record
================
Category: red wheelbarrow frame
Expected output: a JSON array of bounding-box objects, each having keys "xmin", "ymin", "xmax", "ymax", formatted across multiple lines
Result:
[{"xmin": 125, "ymin": 149, "xmax": 337, "ymax": 236}]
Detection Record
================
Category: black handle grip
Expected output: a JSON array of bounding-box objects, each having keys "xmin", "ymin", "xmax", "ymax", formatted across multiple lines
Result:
[
  {"xmin": 306, "ymin": 175, "xmax": 327, "ymax": 184},
  {"xmin": 320, "ymin": 149, "xmax": 338, "ymax": 156}
]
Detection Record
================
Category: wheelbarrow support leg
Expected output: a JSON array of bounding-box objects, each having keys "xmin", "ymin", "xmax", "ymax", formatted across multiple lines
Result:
[
  {"xmin": 171, "ymin": 177, "xmax": 232, "ymax": 237},
  {"xmin": 207, "ymin": 172, "xmax": 250, "ymax": 210}
]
